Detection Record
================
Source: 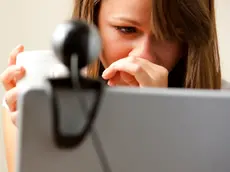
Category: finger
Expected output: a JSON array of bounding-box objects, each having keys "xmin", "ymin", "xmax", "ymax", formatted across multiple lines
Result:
[
  {"xmin": 8, "ymin": 45, "xmax": 24, "ymax": 66},
  {"xmin": 5, "ymin": 87, "xmax": 18, "ymax": 112},
  {"xmin": 107, "ymin": 80, "xmax": 115, "ymax": 86},
  {"xmin": 127, "ymin": 57, "xmax": 169, "ymax": 86},
  {"xmin": 107, "ymin": 73, "xmax": 120, "ymax": 86},
  {"xmin": 10, "ymin": 111, "xmax": 18, "ymax": 127},
  {"xmin": 108, "ymin": 72, "xmax": 128, "ymax": 86},
  {"xmin": 120, "ymin": 72, "xmax": 139, "ymax": 86},
  {"xmin": 0, "ymin": 65, "xmax": 25, "ymax": 90},
  {"xmin": 102, "ymin": 59, "xmax": 128, "ymax": 80},
  {"xmin": 108, "ymin": 72, "xmax": 139, "ymax": 86},
  {"xmin": 102, "ymin": 65, "xmax": 118, "ymax": 79},
  {"xmin": 102, "ymin": 57, "xmax": 140, "ymax": 79},
  {"xmin": 107, "ymin": 72, "xmax": 127, "ymax": 86}
]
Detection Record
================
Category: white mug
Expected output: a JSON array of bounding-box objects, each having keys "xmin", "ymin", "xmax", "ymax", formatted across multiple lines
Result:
[{"xmin": 16, "ymin": 50, "xmax": 69, "ymax": 89}]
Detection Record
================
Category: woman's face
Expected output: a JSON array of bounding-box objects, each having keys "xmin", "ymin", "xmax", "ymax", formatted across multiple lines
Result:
[{"xmin": 98, "ymin": 0, "xmax": 183, "ymax": 71}]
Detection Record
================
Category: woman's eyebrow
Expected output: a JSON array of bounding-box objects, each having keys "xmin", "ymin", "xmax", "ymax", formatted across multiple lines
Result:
[{"xmin": 109, "ymin": 16, "xmax": 142, "ymax": 26}]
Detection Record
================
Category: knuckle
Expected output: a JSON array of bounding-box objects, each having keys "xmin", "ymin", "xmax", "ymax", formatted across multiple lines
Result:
[
  {"xmin": 134, "ymin": 65, "xmax": 143, "ymax": 73},
  {"xmin": 162, "ymin": 68, "xmax": 169, "ymax": 76},
  {"xmin": 5, "ymin": 88, "xmax": 17, "ymax": 104},
  {"xmin": 0, "ymin": 74, "xmax": 8, "ymax": 85},
  {"xmin": 158, "ymin": 66, "xmax": 168, "ymax": 76},
  {"xmin": 128, "ymin": 56, "xmax": 138, "ymax": 63},
  {"xmin": 0, "ymin": 70, "xmax": 10, "ymax": 84}
]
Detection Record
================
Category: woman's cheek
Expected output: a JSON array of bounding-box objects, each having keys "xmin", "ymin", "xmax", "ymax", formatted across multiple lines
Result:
[{"xmin": 100, "ymin": 38, "xmax": 132, "ymax": 67}]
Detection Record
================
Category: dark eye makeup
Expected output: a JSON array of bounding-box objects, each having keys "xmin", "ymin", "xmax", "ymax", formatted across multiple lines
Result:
[{"xmin": 114, "ymin": 26, "xmax": 137, "ymax": 34}]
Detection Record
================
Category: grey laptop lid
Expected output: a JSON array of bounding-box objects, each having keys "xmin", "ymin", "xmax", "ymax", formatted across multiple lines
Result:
[{"xmin": 16, "ymin": 86, "xmax": 230, "ymax": 172}]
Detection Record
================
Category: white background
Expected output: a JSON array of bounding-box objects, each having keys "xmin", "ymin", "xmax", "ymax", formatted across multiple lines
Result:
[{"xmin": 0, "ymin": 0, "xmax": 229, "ymax": 171}]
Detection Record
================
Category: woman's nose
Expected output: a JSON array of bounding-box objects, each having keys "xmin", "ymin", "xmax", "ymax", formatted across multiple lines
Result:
[{"xmin": 129, "ymin": 37, "xmax": 156, "ymax": 62}]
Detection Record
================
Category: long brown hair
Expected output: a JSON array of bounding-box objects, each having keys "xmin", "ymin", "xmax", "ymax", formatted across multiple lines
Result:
[{"xmin": 72, "ymin": 0, "xmax": 221, "ymax": 89}]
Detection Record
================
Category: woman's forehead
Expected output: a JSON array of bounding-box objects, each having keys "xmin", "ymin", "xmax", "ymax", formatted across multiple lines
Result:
[{"xmin": 100, "ymin": 0, "xmax": 152, "ymax": 22}]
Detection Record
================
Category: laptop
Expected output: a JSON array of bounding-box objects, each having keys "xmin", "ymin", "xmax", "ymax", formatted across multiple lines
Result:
[{"xmin": 16, "ymin": 85, "xmax": 230, "ymax": 172}]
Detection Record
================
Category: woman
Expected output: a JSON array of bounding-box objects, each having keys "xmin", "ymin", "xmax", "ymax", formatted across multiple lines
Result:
[{"xmin": 0, "ymin": 0, "xmax": 227, "ymax": 171}]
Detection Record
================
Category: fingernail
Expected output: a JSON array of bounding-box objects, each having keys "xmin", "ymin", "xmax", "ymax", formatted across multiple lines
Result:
[{"xmin": 102, "ymin": 69, "xmax": 108, "ymax": 77}]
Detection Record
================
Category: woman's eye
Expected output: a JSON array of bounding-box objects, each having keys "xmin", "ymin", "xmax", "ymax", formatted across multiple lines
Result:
[{"xmin": 115, "ymin": 26, "xmax": 137, "ymax": 34}]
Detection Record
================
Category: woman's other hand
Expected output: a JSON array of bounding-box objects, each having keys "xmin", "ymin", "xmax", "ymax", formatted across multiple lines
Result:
[{"xmin": 0, "ymin": 45, "xmax": 25, "ymax": 126}]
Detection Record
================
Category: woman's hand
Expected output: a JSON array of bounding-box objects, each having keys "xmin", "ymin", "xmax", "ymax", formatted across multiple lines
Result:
[
  {"xmin": 102, "ymin": 56, "xmax": 168, "ymax": 87},
  {"xmin": 0, "ymin": 45, "xmax": 25, "ymax": 126}
]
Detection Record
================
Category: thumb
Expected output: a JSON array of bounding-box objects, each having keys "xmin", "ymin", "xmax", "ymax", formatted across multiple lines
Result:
[{"xmin": 10, "ymin": 111, "xmax": 18, "ymax": 127}]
